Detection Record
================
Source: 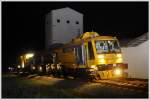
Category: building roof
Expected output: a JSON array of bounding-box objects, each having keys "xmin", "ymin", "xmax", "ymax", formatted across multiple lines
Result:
[
  {"xmin": 51, "ymin": 7, "xmax": 83, "ymax": 16},
  {"xmin": 120, "ymin": 32, "xmax": 148, "ymax": 47},
  {"xmin": 125, "ymin": 33, "xmax": 148, "ymax": 47}
]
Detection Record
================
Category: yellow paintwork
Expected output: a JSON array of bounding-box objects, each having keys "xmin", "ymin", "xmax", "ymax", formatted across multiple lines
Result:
[
  {"xmin": 95, "ymin": 54, "xmax": 123, "ymax": 65},
  {"xmin": 54, "ymin": 32, "xmax": 123, "ymax": 67},
  {"xmin": 56, "ymin": 50, "xmax": 76, "ymax": 68},
  {"xmin": 20, "ymin": 55, "xmax": 26, "ymax": 68},
  {"xmin": 81, "ymin": 32, "xmax": 99, "ymax": 39},
  {"xmin": 53, "ymin": 32, "xmax": 127, "ymax": 79},
  {"xmin": 98, "ymin": 69, "xmax": 124, "ymax": 79}
]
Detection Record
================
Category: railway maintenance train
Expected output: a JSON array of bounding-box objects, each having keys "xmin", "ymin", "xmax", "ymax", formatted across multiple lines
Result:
[{"xmin": 17, "ymin": 32, "xmax": 128, "ymax": 80}]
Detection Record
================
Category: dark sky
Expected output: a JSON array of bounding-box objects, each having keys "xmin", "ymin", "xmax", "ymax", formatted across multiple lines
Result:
[{"xmin": 2, "ymin": 2, "xmax": 148, "ymax": 69}]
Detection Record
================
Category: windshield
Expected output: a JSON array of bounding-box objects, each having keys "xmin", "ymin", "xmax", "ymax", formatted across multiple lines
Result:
[{"xmin": 95, "ymin": 40, "xmax": 121, "ymax": 53}]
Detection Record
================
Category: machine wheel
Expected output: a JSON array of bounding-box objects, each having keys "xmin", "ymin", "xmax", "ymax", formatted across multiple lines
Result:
[
  {"xmin": 89, "ymin": 72, "xmax": 100, "ymax": 81},
  {"xmin": 73, "ymin": 68, "xmax": 78, "ymax": 79},
  {"xmin": 56, "ymin": 63, "xmax": 62, "ymax": 78}
]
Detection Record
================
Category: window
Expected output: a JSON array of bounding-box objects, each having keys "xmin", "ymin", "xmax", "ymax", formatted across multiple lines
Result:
[
  {"xmin": 75, "ymin": 46, "xmax": 83, "ymax": 64},
  {"xmin": 76, "ymin": 21, "xmax": 79, "ymax": 24},
  {"xmin": 57, "ymin": 19, "xmax": 60, "ymax": 23},
  {"xmin": 66, "ymin": 20, "xmax": 70, "ymax": 24},
  {"xmin": 88, "ymin": 41, "xmax": 94, "ymax": 60},
  {"xmin": 95, "ymin": 40, "xmax": 121, "ymax": 53},
  {"xmin": 95, "ymin": 41, "xmax": 108, "ymax": 53},
  {"xmin": 108, "ymin": 40, "xmax": 121, "ymax": 53}
]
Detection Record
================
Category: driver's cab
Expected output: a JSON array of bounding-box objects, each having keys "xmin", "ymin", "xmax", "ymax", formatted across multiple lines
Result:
[
  {"xmin": 84, "ymin": 35, "xmax": 123, "ymax": 66},
  {"xmin": 83, "ymin": 32, "xmax": 127, "ymax": 79},
  {"xmin": 94, "ymin": 36, "xmax": 122, "ymax": 65}
]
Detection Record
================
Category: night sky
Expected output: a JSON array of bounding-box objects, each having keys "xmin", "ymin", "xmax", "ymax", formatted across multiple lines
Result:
[{"xmin": 2, "ymin": 2, "xmax": 148, "ymax": 71}]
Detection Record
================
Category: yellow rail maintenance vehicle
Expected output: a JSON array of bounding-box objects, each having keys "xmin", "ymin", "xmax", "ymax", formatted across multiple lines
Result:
[{"xmin": 52, "ymin": 32, "xmax": 128, "ymax": 80}]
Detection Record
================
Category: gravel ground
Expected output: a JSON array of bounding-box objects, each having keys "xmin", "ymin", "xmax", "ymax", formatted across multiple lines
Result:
[{"xmin": 2, "ymin": 73, "xmax": 149, "ymax": 98}]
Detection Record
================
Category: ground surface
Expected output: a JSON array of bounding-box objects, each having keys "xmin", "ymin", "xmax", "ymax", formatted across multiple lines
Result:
[{"xmin": 2, "ymin": 73, "xmax": 149, "ymax": 98}]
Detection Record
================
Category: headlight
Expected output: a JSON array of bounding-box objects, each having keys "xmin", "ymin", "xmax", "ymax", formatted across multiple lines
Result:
[
  {"xmin": 117, "ymin": 54, "xmax": 122, "ymax": 58},
  {"xmin": 18, "ymin": 65, "xmax": 21, "ymax": 68},
  {"xmin": 98, "ymin": 55, "xmax": 104, "ymax": 59},
  {"xmin": 39, "ymin": 67, "xmax": 42, "ymax": 71},
  {"xmin": 25, "ymin": 53, "xmax": 34, "ymax": 59},
  {"xmin": 117, "ymin": 58, "xmax": 123, "ymax": 63},
  {"xmin": 99, "ymin": 59, "xmax": 105, "ymax": 63},
  {"xmin": 114, "ymin": 69, "xmax": 122, "ymax": 75},
  {"xmin": 90, "ymin": 65, "xmax": 98, "ymax": 70},
  {"xmin": 32, "ymin": 66, "xmax": 35, "ymax": 70}
]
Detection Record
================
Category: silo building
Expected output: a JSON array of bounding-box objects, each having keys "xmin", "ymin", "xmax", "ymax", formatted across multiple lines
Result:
[{"xmin": 45, "ymin": 7, "xmax": 83, "ymax": 50}]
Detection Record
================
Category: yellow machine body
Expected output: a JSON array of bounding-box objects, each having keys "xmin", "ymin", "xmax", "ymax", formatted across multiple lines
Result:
[{"xmin": 53, "ymin": 32, "xmax": 128, "ymax": 79}]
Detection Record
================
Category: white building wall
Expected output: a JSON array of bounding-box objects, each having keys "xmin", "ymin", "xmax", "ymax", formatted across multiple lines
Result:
[
  {"xmin": 121, "ymin": 40, "xmax": 149, "ymax": 79},
  {"xmin": 45, "ymin": 7, "xmax": 83, "ymax": 50}
]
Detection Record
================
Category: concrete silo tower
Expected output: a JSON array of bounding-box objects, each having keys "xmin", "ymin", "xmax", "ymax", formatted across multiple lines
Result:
[{"xmin": 45, "ymin": 7, "xmax": 83, "ymax": 50}]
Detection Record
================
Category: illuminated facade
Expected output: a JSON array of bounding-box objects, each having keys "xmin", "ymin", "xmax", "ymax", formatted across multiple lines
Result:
[{"xmin": 45, "ymin": 7, "xmax": 83, "ymax": 50}]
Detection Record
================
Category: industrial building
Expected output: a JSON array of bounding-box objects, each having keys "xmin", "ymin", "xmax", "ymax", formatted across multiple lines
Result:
[
  {"xmin": 121, "ymin": 33, "xmax": 149, "ymax": 79},
  {"xmin": 45, "ymin": 7, "xmax": 83, "ymax": 50}
]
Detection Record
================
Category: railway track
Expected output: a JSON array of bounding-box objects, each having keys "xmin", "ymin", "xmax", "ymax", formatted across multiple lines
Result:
[
  {"xmin": 18, "ymin": 73, "xmax": 148, "ymax": 93},
  {"xmin": 93, "ymin": 79, "xmax": 148, "ymax": 93}
]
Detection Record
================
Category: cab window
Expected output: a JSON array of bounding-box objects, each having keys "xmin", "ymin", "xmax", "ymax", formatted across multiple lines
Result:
[{"xmin": 95, "ymin": 41, "xmax": 108, "ymax": 53}]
